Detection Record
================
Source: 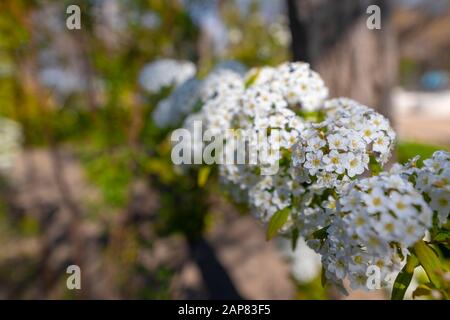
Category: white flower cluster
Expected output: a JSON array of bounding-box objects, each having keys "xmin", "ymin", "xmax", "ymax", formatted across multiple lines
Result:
[
  {"xmin": 315, "ymin": 174, "xmax": 432, "ymax": 290},
  {"xmin": 39, "ymin": 67, "xmax": 85, "ymax": 97},
  {"xmin": 152, "ymin": 78, "xmax": 201, "ymax": 128},
  {"xmin": 219, "ymin": 62, "xmax": 328, "ymax": 181},
  {"xmin": 217, "ymin": 71, "xmax": 395, "ymax": 233},
  {"xmin": 244, "ymin": 62, "xmax": 328, "ymax": 112},
  {"xmin": 0, "ymin": 117, "xmax": 22, "ymax": 171},
  {"xmin": 139, "ymin": 59, "xmax": 196, "ymax": 93},
  {"xmin": 219, "ymin": 62, "xmax": 329, "ymax": 220},
  {"xmin": 324, "ymin": 98, "xmax": 396, "ymax": 164},
  {"xmin": 271, "ymin": 62, "xmax": 329, "ymax": 111},
  {"xmin": 200, "ymin": 69, "xmax": 245, "ymax": 133},
  {"xmin": 393, "ymin": 151, "xmax": 450, "ymax": 226},
  {"xmin": 279, "ymin": 237, "xmax": 322, "ymax": 284},
  {"xmin": 292, "ymin": 98, "xmax": 396, "ymax": 190},
  {"xmin": 247, "ymin": 167, "xmax": 303, "ymax": 225},
  {"xmin": 155, "ymin": 59, "xmax": 446, "ymax": 293},
  {"xmin": 152, "ymin": 63, "xmax": 245, "ymax": 129}
]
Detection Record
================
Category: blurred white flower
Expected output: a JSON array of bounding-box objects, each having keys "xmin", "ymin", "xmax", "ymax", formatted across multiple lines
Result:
[
  {"xmin": 141, "ymin": 11, "xmax": 161, "ymax": 30},
  {"xmin": 395, "ymin": 151, "xmax": 450, "ymax": 226},
  {"xmin": 139, "ymin": 59, "xmax": 196, "ymax": 93},
  {"xmin": 278, "ymin": 237, "xmax": 322, "ymax": 283},
  {"xmin": 39, "ymin": 67, "xmax": 84, "ymax": 96},
  {"xmin": 152, "ymin": 78, "xmax": 201, "ymax": 128}
]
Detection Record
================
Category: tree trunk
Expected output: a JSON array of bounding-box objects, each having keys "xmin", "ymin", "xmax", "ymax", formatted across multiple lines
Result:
[{"xmin": 287, "ymin": 0, "xmax": 397, "ymax": 119}]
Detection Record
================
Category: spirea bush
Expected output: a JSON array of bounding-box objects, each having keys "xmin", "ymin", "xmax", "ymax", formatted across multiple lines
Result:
[{"xmin": 149, "ymin": 58, "xmax": 450, "ymax": 299}]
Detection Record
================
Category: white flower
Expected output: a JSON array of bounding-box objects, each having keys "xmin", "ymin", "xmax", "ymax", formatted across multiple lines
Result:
[
  {"xmin": 345, "ymin": 153, "xmax": 366, "ymax": 177},
  {"xmin": 395, "ymin": 151, "xmax": 450, "ymax": 226},
  {"xmin": 362, "ymin": 187, "xmax": 388, "ymax": 214},
  {"xmin": 304, "ymin": 151, "xmax": 323, "ymax": 176},
  {"xmin": 316, "ymin": 171, "xmax": 338, "ymax": 188},
  {"xmin": 272, "ymin": 62, "xmax": 329, "ymax": 111},
  {"xmin": 279, "ymin": 237, "xmax": 322, "ymax": 283},
  {"xmin": 200, "ymin": 68, "xmax": 244, "ymax": 102},
  {"xmin": 388, "ymin": 192, "xmax": 415, "ymax": 216},
  {"xmin": 424, "ymin": 157, "xmax": 443, "ymax": 172},
  {"xmin": 305, "ymin": 136, "xmax": 326, "ymax": 151},
  {"xmin": 374, "ymin": 213, "xmax": 398, "ymax": 239},
  {"xmin": 372, "ymin": 133, "xmax": 390, "ymax": 154},
  {"xmin": 292, "ymin": 143, "xmax": 306, "ymax": 166},
  {"xmin": 323, "ymin": 150, "xmax": 346, "ymax": 174},
  {"xmin": 324, "ymin": 98, "xmax": 396, "ymax": 165},
  {"xmin": 430, "ymin": 189, "xmax": 450, "ymax": 220},
  {"xmin": 152, "ymin": 78, "xmax": 201, "ymax": 128},
  {"xmin": 139, "ymin": 59, "xmax": 196, "ymax": 93},
  {"xmin": 327, "ymin": 134, "xmax": 349, "ymax": 151},
  {"xmin": 317, "ymin": 173, "xmax": 432, "ymax": 289}
]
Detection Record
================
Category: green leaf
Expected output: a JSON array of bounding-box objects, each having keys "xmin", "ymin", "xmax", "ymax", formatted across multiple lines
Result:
[
  {"xmin": 197, "ymin": 166, "xmax": 211, "ymax": 187},
  {"xmin": 433, "ymin": 229, "xmax": 450, "ymax": 243},
  {"xmin": 311, "ymin": 226, "xmax": 329, "ymax": 240},
  {"xmin": 391, "ymin": 255, "xmax": 419, "ymax": 300},
  {"xmin": 414, "ymin": 240, "xmax": 445, "ymax": 288},
  {"xmin": 369, "ymin": 155, "xmax": 382, "ymax": 176},
  {"xmin": 412, "ymin": 284, "xmax": 433, "ymax": 299},
  {"xmin": 266, "ymin": 207, "xmax": 290, "ymax": 241},
  {"xmin": 244, "ymin": 69, "xmax": 260, "ymax": 88},
  {"xmin": 298, "ymin": 110, "xmax": 322, "ymax": 122},
  {"xmin": 146, "ymin": 158, "xmax": 175, "ymax": 184}
]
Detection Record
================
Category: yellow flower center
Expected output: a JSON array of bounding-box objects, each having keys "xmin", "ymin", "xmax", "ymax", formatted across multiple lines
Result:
[
  {"xmin": 372, "ymin": 197, "xmax": 382, "ymax": 206},
  {"xmin": 396, "ymin": 201, "xmax": 406, "ymax": 210},
  {"xmin": 384, "ymin": 223, "xmax": 394, "ymax": 232},
  {"xmin": 438, "ymin": 198, "xmax": 448, "ymax": 207}
]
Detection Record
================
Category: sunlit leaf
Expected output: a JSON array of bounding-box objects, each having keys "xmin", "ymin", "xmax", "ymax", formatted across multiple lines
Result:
[
  {"xmin": 391, "ymin": 254, "xmax": 418, "ymax": 300},
  {"xmin": 266, "ymin": 207, "xmax": 290, "ymax": 241},
  {"xmin": 197, "ymin": 166, "xmax": 211, "ymax": 187},
  {"xmin": 414, "ymin": 240, "xmax": 446, "ymax": 288},
  {"xmin": 433, "ymin": 229, "xmax": 450, "ymax": 243},
  {"xmin": 311, "ymin": 226, "xmax": 329, "ymax": 240},
  {"xmin": 412, "ymin": 284, "xmax": 433, "ymax": 299}
]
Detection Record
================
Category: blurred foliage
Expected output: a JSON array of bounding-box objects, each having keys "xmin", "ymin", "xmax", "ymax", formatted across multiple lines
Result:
[
  {"xmin": 221, "ymin": 1, "xmax": 289, "ymax": 67},
  {"xmin": 399, "ymin": 58, "xmax": 421, "ymax": 88},
  {"xmin": 397, "ymin": 141, "xmax": 450, "ymax": 166},
  {"xmin": 0, "ymin": 0, "xmax": 293, "ymax": 299},
  {"xmin": 295, "ymin": 275, "xmax": 328, "ymax": 300}
]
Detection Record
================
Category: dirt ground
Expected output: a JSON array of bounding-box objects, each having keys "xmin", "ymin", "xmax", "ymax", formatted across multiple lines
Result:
[
  {"xmin": 2, "ymin": 149, "xmax": 296, "ymax": 299},
  {"xmin": 1, "ymin": 149, "xmax": 388, "ymax": 299}
]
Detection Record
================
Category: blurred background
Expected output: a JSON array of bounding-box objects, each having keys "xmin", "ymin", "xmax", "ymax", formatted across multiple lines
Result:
[{"xmin": 0, "ymin": 0, "xmax": 449, "ymax": 299}]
